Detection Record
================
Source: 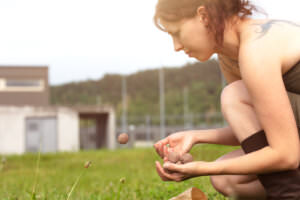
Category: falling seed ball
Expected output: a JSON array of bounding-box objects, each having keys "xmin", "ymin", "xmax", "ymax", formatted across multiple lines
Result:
[
  {"xmin": 118, "ymin": 133, "xmax": 129, "ymax": 144},
  {"xmin": 180, "ymin": 153, "xmax": 193, "ymax": 164},
  {"xmin": 167, "ymin": 151, "xmax": 180, "ymax": 163}
]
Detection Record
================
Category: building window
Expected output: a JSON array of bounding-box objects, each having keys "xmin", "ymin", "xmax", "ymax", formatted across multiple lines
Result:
[
  {"xmin": 6, "ymin": 80, "xmax": 41, "ymax": 87},
  {"xmin": 0, "ymin": 79, "xmax": 44, "ymax": 92}
]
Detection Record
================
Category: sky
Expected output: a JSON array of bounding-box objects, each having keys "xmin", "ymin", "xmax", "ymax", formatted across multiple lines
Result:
[{"xmin": 0, "ymin": 0, "xmax": 299, "ymax": 85}]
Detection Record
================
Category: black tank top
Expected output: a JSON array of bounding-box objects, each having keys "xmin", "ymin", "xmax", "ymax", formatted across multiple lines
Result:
[{"xmin": 283, "ymin": 61, "xmax": 300, "ymax": 94}]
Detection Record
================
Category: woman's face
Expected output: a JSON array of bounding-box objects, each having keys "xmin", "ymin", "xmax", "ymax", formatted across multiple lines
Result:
[{"xmin": 160, "ymin": 11, "xmax": 216, "ymax": 61}]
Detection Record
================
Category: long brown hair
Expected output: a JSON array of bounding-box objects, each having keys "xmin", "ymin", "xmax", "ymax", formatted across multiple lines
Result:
[{"xmin": 154, "ymin": 0, "xmax": 260, "ymax": 46}]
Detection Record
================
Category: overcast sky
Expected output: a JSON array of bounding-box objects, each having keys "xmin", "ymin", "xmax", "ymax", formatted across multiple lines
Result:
[{"xmin": 0, "ymin": 0, "xmax": 299, "ymax": 85}]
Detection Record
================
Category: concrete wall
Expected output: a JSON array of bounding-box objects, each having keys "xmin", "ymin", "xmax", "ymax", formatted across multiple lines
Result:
[
  {"xmin": 107, "ymin": 109, "xmax": 116, "ymax": 150},
  {"xmin": 57, "ymin": 108, "xmax": 79, "ymax": 151},
  {"xmin": 0, "ymin": 107, "xmax": 25, "ymax": 154},
  {"xmin": 0, "ymin": 106, "xmax": 79, "ymax": 154}
]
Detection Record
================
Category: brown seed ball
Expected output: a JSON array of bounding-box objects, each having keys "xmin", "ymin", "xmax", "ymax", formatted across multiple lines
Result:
[
  {"xmin": 180, "ymin": 153, "xmax": 193, "ymax": 164},
  {"xmin": 167, "ymin": 151, "xmax": 180, "ymax": 163},
  {"xmin": 118, "ymin": 133, "xmax": 129, "ymax": 144},
  {"xmin": 176, "ymin": 161, "xmax": 183, "ymax": 165}
]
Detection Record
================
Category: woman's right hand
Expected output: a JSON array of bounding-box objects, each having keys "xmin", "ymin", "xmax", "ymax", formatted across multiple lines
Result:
[{"xmin": 154, "ymin": 131, "xmax": 195, "ymax": 159}]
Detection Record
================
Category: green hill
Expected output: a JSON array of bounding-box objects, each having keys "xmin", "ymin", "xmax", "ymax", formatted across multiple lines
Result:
[{"xmin": 50, "ymin": 59, "xmax": 223, "ymax": 123}]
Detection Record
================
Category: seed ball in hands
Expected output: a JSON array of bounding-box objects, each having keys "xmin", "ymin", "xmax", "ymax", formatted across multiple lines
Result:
[
  {"xmin": 118, "ymin": 133, "xmax": 129, "ymax": 144},
  {"xmin": 180, "ymin": 153, "xmax": 193, "ymax": 164},
  {"xmin": 167, "ymin": 151, "xmax": 180, "ymax": 163},
  {"xmin": 176, "ymin": 161, "xmax": 183, "ymax": 165}
]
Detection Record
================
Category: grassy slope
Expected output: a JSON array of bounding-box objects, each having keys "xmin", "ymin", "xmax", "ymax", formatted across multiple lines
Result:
[{"xmin": 0, "ymin": 144, "xmax": 239, "ymax": 200}]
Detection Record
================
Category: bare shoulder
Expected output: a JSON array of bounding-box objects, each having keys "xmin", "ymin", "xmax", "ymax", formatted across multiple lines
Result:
[
  {"xmin": 240, "ymin": 18, "xmax": 300, "ymax": 42},
  {"xmin": 239, "ymin": 18, "xmax": 300, "ymax": 72}
]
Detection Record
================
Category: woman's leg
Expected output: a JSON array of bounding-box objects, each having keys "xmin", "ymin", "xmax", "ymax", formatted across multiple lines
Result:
[
  {"xmin": 210, "ymin": 80, "xmax": 267, "ymax": 199},
  {"xmin": 220, "ymin": 80, "xmax": 262, "ymax": 143},
  {"xmin": 210, "ymin": 149, "xmax": 266, "ymax": 200},
  {"xmin": 216, "ymin": 80, "xmax": 300, "ymax": 199}
]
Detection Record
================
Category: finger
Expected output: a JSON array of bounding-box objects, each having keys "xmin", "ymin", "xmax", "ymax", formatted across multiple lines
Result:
[
  {"xmin": 154, "ymin": 145, "xmax": 163, "ymax": 158},
  {"xmin": 163, "ymin": 156, "xmax": 168, "ymax": 162},
  {"xmin": 163, "ymin": 145, "xmax": 169, "ymax": 157},
  {"xmin": 163, "ymin": 162, "xmax": 185, "ymax": 174},
  {"xmin": 159, "ymin": 139, "xmax": 169, "ymax": 158},
  {"xmin": 156, "ymin": 161, "xmax": 180, "ymax": 181},
  {"xmin": 154, "ymin": 142, "xmax": 165, "ymax": 158},
  {"xmin": 168, "ymin": 147, "xmax": 174, "ymax": 153},
  {"xmin": 160, "ymin": 137, "xmax": 170, "ymax": 146},
  {"xmin": 155, "ymin": 161, "xmax": 171, "ymax": 181},
  {"xmin": 154, "ymin": 137, "xmax": 169, "ymax": 147},
  {"xmin": 154, "ymin": 138, "xmax": 166, "ymax": 149},
  {"xmin": 159, "ymin": 143, "xmax": 165, "ymax": 158}
]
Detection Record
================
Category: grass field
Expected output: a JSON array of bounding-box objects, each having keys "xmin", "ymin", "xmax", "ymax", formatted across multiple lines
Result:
[{"xmin": 0, "ymin": 144, "xmax": 239, "ymax": 200}]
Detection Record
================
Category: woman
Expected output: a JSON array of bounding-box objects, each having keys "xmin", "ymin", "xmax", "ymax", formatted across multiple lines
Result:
[{"xmin": 153, "ymin": 0, "xmax": 300, "ymax": 199}]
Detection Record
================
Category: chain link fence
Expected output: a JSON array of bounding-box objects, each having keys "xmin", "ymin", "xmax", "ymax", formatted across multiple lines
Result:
[{"xmin": 116, "ymin": 112, "xmax": 226, "ymax": 148}]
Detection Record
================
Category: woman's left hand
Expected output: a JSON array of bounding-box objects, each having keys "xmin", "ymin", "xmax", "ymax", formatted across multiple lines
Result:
[{"xmin": 155, "ymin": 160, "xmax": 212, "ymax": 182}]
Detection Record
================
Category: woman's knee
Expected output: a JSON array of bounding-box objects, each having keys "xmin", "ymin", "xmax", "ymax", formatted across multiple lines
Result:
[
  {"xmin": 221, "ymin": 80, "xmax": 244, "ymax": 106},
  {"xmin": 221, "ymin": 80, "xmax": 251, "ymax": 115}
]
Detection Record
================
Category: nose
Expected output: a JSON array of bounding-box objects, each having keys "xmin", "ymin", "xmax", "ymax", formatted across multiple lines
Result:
[{"xmin": 172, "ymin": 38, "xmax": 184, "ymax": 52}]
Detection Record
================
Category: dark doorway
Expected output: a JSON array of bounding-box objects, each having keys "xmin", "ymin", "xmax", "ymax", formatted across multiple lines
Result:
[{"xmin": 79, "ymin": 113, "xmax": 108, "ymax": 149}]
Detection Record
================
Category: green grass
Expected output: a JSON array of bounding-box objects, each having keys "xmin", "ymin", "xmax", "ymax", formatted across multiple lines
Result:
[{"xmin": 0, "ymin": 144, "xmax": 239, "ymax": 200}]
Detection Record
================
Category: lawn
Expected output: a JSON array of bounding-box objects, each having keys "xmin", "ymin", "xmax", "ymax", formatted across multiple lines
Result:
[{"xmin": 0, "ymin": 144, "xmax": 239, "ymax": 200}]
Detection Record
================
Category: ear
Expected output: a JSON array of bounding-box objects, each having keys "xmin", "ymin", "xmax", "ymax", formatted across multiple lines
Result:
[{"xmin": 196, "ymin": 6, "xmax": 208, "ymax": 26}]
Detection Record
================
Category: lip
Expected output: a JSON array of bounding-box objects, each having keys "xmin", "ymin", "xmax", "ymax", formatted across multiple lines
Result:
[{"xmin": 185, "ymin": 51, "xmax": 192, "ymax": 57}]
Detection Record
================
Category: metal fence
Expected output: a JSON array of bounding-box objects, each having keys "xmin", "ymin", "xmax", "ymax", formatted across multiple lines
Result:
[{"xmin": 116, "ymin": 112, "xmax": 226, "ymax": 148}]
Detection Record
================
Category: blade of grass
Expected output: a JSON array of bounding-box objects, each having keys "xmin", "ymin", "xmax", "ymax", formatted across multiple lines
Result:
[
  {"xmin": 66, "ymin": 161, "xmax": 91, "ymax": 200},
  {"xmin": 31, "ymin": 145, "xmax": 41, "ymax": 200},
  {"xmin": 66, "ymin": 171, "xmax": 85, "ymax": 200}
]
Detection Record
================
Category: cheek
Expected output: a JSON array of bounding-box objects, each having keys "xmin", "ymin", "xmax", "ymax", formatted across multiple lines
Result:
[
  {"xmin": 187, "ymin": 32, "xmax": 213, "ymax": 50},
  {"xmin": 192, "ymin": 40, "xmax": 215, "ymax": 61},
  {"xmin": 193, "ymin": 40, "xmax": 214, "ymax": 55}
]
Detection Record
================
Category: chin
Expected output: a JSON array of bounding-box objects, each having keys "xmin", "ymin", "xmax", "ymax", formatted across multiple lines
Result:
[{"xmin": 195, "ymin": 54, "xmax": 213, "ymax": 62}]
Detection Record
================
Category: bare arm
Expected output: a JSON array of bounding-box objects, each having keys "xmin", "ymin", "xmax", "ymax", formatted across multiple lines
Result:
[
  {"xmin": 207, "ymin": 37, "xmax": 299, "ymax": 174},
  {"xmin": 190, "ymin": 127, "xmax": 240, "ymax": 146}
]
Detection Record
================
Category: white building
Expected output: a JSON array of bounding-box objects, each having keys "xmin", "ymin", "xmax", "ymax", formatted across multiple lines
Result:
[{"xmin": 0, "ymin": 66, "xmax": 116, "ymax": 154}]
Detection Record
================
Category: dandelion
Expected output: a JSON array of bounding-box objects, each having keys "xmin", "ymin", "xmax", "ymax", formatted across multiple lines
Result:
[
  {"xmin": 119, "ymin": 177, "xmax": 126, "ymax": 184},
  {"xmin": 66, "ymin": 161, "xmax": 92, "ymax": 200},
  {"xmin": 0, "ymin": 157, "xmax": 5, "ymax": 172},
  {"xmin": 1, "ymin": 157, "xmax": 6, "ymax": 164},
  {"xmin": 84, "ymin": 161, "xmax": 91, "ymax": 168}
]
